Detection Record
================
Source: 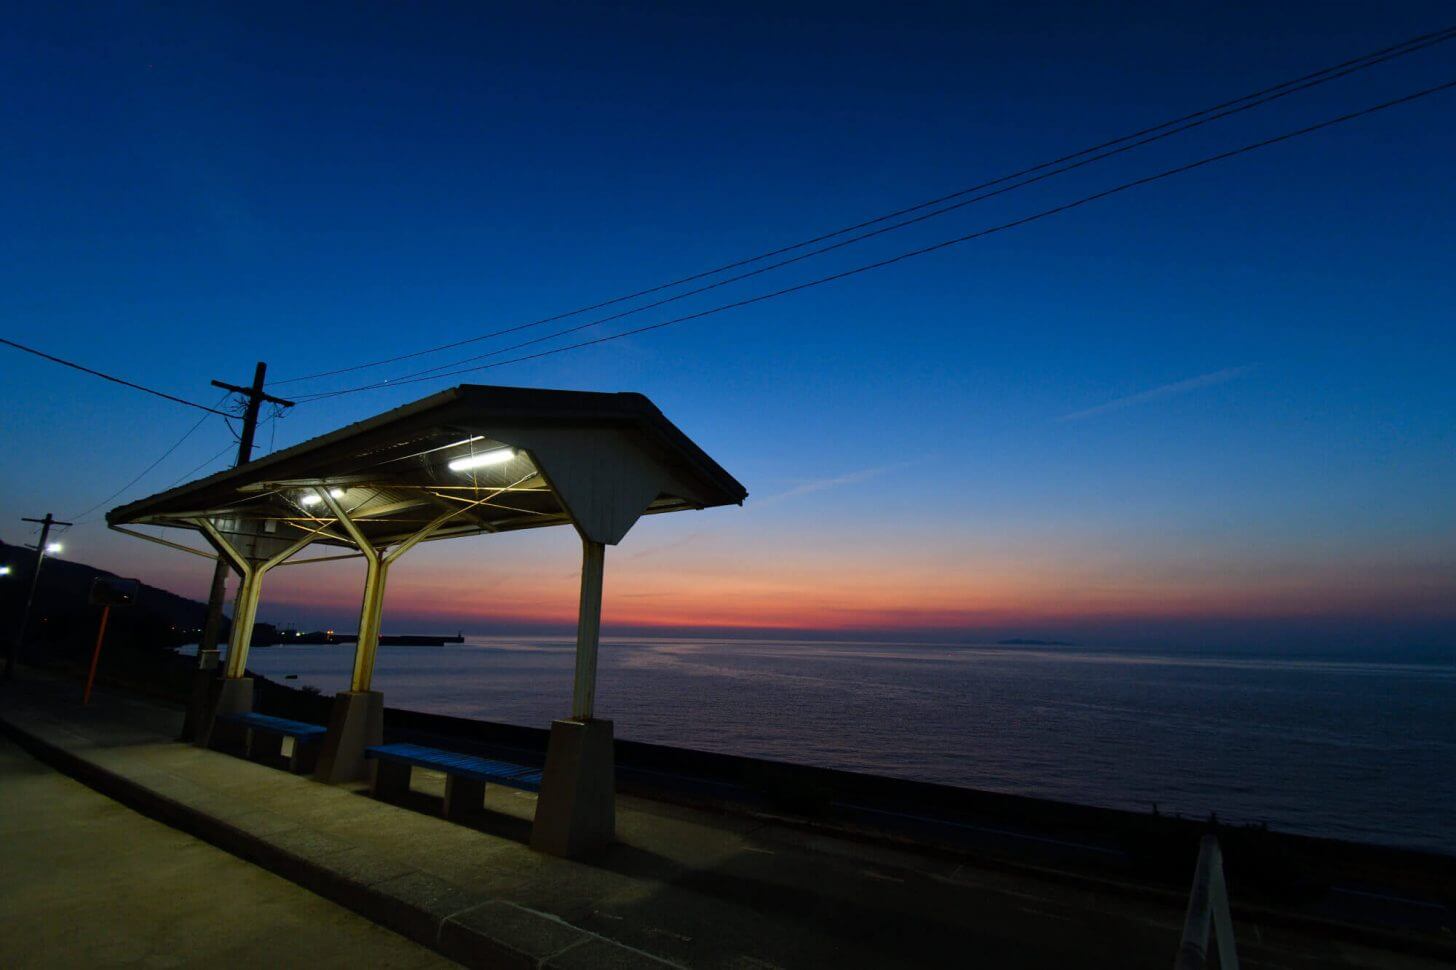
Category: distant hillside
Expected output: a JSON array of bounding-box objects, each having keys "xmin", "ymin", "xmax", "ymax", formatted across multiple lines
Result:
[{"xmin": 0, "ymin": 538, "xmax": 213, "ymax": 652}]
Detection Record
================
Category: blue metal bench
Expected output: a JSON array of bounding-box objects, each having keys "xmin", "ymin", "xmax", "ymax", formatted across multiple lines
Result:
[
  {"xmin": 366, "ymin": 742, "xmax": 542, "ymax": 820},
  {"xmin": 217, "ymin": 712, "xmax": 328, "ymax": 773}
]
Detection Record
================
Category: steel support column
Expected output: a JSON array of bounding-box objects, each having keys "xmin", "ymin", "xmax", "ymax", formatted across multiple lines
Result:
[
  {"xmin": 319, "ymin": 489, "xmax": 385, "ymax": 693},
  {"xmin": 352, "ymin": 555, "xmax": 387, "ymax": 692},
  {"xmin": 223, "ymin": 570, "xmax": 263, "ymax": 678},
  {"xmin": 320, "ymin": 489, "xmax": 483, "ymax": 693},
  {"xmin": 194, "ymin": 519, "xmax": 318, "ymax": 680},
  {"xmin": 313, "ymin": 492, "xmax": 476, "ymax": 782},
  {"xmin": 571, "ymin": 538, "xmax": 606, "ymax": 719},
  {"xmin": 533, "ymin": 536, "xmax": 613, "ymax": 857}
]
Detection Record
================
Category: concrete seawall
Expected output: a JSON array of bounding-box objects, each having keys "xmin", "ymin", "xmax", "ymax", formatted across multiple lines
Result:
[
  {"xmin": 249, "ymin": 672, "xmax": 1456, "ymax": 944},
  {"xmin": 5, "ymin": 670, "xmax": 1453, "ymax": 967}
]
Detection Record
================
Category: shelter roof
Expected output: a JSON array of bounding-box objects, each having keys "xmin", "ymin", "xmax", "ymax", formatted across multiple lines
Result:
[{"xmin": 108, "ymin": 385, "xmax": 746, "ymax": 555}]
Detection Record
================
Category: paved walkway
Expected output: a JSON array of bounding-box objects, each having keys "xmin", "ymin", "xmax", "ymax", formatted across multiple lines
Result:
[
  {"xmin": 0, "ymin": 673, "xmax": 1445, "ymax": 969},
  {"xmin": 0, "ymin": 733, "xmax": 454, "ymax": 969}
]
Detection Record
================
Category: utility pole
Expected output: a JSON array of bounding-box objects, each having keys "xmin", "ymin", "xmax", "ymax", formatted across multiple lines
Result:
[
  {"xmin": 182, "ymin": 362, "xmax": 293, "ymax": 738},
  {"xmin": 8, "ymin": 512, "xmax": 73, "ymax": 679}
]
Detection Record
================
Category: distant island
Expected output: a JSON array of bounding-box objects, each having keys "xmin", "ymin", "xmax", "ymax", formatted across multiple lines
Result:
[{"xmin": 994, "ymin": 638, "xmax": 1074, "ymax": 646}]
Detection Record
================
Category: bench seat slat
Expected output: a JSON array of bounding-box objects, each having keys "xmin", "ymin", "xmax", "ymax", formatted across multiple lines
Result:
[
  {"xmin": 365, "ymin": 742, "xmax": 542, "ymax": 791},
  {"xmin": 216, "ymin": 712, "xmax": 328, "ymax": 740}
]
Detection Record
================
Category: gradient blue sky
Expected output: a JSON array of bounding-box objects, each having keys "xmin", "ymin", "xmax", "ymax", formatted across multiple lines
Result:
[{"xmin": 3, "ymin": 3, "xmax": 1453, "ymax": 647}]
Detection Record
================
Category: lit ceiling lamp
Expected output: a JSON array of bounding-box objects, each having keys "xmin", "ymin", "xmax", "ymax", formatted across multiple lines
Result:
[
  {"xmin": 300, "ymin": 488, "xmax": 346, "ymax": 507},
  {"xmin": 448, "ymin": 447, "xmax": 515, "ymax": 472}
]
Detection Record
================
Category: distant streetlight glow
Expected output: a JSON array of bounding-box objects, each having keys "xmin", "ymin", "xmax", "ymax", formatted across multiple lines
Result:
[
  {"xmin": 448, "ymin": 447, "xmax": 515, "ymax": 472},
  {"xmin": 300, "ymin": 488, "xmax": 346, "ymax": 507},
  {"xmin": 46, "ymin": 543, "xmax": 63, "ymax": 554}
]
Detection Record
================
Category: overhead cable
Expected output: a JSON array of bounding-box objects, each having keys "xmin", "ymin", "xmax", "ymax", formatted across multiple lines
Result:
[
  {"xmin": 272, "ymin": 24, "xmax": 1456, "ymax": 390},
  {"xmin": 0, "ymin": 337, "xmax": 230, "ymax": 416},
  {"xmin": 296, "ymin": 77, "xmax": 1456, "ymax": 401}
]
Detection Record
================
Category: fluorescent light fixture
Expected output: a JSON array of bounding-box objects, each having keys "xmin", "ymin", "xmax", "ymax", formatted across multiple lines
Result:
[
  {"xmin": 46, "ymin": 543, "xmax": 63, "ymax": 554},
  {"xmin": 300, "ymin": 488, "xmax": 346, "ymax": 507},
  {"xmin": 448, "ymin": 447, "xmax": 515, "ymax": 472}
]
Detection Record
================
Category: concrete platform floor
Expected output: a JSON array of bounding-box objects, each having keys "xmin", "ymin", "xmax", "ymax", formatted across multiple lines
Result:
[
  {"xmin": 1, "ymin": 673, "xmax": 1446, "ymax": 969},
  {"xmin": 0, "ymin": 734, "xmax": 455, "ymax": 969}
]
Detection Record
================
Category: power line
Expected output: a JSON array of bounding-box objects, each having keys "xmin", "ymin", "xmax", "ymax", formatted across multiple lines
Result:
[
  {"xmin": 0, "ymin": 337, "xmax": 230, "ymax": 416},
  {"xmin": 68, "ymin": 372, "xmax": 289, "ymax": 525},
  {"xmin": 166, "ymin": 441, "xmax": 239, "ymax": 489},
  {"xmin": 296, "ymin": 77, "xmax": 1456, "ymax": 402},
  {"xmin": 71, "ymin": 422, "xmax": 207, "ymax": 522},
  {"xmin": 304, "ymin": 33, "xmax": 1456, "ymax": 396},
  {"xmin": 272, "ymin": 23, "xmax": 1456, "ymax": 390},
  {"xmin": 266, "ymin": 403, "xmax": 284, "ymax": 454},
  {"xmin": 70, "ymin": 401, "xmax": 226, "ymax": 523},
  {"xmin": 162, "ymin": 407, "xmax": 284, "ymax": 491}
]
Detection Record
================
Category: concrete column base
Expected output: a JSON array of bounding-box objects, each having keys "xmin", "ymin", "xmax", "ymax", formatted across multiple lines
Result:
[
  {"xmin": 200, "ymin": 676, "xmax": 253, "ymax": 749},
  {"xmin": 531, "ymin": 718, "xmax": 616, "ymax": 858},
  {"xmin": 314, "ymin": 690, "xmax": 383, "ymax": 783}
]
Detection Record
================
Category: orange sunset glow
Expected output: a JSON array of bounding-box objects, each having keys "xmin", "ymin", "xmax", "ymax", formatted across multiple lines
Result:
[{"xmin": 205, "ymin": 514, "xmax": 1455, "ymax": 641}]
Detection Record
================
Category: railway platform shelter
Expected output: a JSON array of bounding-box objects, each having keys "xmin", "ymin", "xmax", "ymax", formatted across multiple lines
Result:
[{"xmin": 107, "ymin": 384, "xmax": 746, "ymax": 856}]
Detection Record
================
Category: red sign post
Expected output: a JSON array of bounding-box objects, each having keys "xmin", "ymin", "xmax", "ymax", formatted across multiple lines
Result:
[{"xmin": 83, "ymin": 577, "xmax": 139, "ymax": 705}]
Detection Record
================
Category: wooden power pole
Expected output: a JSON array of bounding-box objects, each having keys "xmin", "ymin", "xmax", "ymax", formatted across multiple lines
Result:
[
  {"xmin": 8, "ymin": 512, "xmax": 74, "ymax": 679},
  {"xmin": 182, "ymin": 362, "xmax": 294, "ymax": 738}
]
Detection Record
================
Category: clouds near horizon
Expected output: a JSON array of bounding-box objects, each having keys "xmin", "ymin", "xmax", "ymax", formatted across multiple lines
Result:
[{"xmin": 1058, "ymin": 365, "xmax": 1256, "ymax": 422}]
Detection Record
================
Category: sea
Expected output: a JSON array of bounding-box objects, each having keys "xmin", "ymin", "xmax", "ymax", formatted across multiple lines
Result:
[{"xmin": 206, "ymin": 636, "xmax": 1456, "ymax": 856}]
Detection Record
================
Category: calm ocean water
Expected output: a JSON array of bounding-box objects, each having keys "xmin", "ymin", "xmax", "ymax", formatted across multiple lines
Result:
[{"xmin": 215, "ymin": 637, "xmax": 1456, "ymax": 855}]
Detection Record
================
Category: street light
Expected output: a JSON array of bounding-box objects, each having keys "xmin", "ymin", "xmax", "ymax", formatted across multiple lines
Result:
[{"xmin": 45, "ymin": 543, "xmax": 63, "ymax": 554}]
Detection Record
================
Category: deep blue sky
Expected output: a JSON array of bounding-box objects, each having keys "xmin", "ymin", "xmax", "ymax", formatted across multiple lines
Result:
[{"xmin": 2, "ymin": 3, "xmax": 1453, "ymax": 646}]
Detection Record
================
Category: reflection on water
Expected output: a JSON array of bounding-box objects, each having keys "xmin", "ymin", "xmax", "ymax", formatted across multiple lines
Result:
[{"xmin": 207, "ymin": 637, "xmax": 1456, "ymax": 855}]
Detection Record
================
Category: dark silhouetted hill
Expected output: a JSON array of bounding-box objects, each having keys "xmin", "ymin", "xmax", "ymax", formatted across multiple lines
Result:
[{"xmin": 0, "ymin": 537, "xmax": 212, "ymax": 655}]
